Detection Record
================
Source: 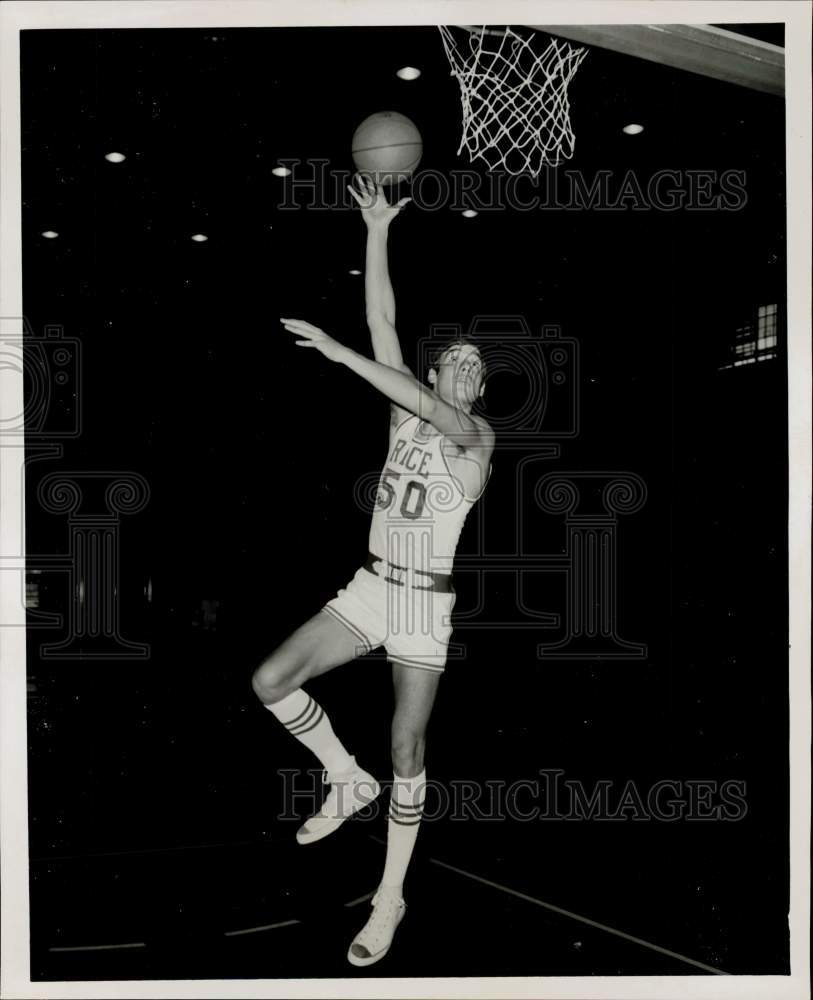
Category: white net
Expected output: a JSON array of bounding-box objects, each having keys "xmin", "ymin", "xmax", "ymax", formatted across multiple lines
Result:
[{"xmin": 438, "ymin": 25, "xmax": 587, "ymax": 175}]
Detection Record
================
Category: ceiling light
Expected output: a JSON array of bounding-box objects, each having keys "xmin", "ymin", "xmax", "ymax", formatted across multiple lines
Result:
[
  {"xmin": 622, "ymin": 123, "xmax": 644, "ymax": 135},
  {"xmin": 105, "ymin": 151, "xmax": 126, "ymax": 163},
  {"xmin": 396, "ymin": 66, "xmax": 421, "ymax": 81},
  {"xmin": 191, "ymin": 234, "xmax": 208, "ymax": 242},
  {"xmin": 348, "ymin": 269, "xmax": 362, "ymax": 276},
  {"xmin": 41, "ymin": 230, "xmax": 59, "ymax": 239},
  {"xmin": 462, "ymin": 209, "xmax": 478, "ymax": 218},
  {"xmin": 272, "ymin": 166, "xmax": 292, "ymax": 178}
]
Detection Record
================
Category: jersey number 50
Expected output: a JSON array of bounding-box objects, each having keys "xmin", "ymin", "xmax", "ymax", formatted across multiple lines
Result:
[{"xmin": 379, "ymin": 468, "xmax": 426, "ymax": 519}]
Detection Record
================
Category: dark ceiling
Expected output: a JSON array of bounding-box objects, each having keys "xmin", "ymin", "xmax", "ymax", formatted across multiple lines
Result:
[
  {"xmin": 21, "ymin": 23, "xmax": 785, "ymax": 336},
  {"xmin": 20, "ymin": 25, "xmax": 786, "ymax": 546}
]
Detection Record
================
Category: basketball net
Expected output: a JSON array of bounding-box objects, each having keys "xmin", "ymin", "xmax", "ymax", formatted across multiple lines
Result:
[{"xmin": 438, "ymin": 25, "xmax": 587, "ymax": 175}]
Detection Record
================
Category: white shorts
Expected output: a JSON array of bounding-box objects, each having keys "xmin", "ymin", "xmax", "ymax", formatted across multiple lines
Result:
[{"xmin": 323, "ymin": 562, "xmax": 456, "ymax": 673}]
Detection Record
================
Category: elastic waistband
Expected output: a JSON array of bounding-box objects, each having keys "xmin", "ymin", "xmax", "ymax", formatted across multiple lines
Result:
[{"xmin": 363, "ymin": 552, "xmax": 454, "ymax": 594}]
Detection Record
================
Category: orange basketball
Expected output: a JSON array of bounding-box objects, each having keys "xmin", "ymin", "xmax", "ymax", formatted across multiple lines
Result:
[{"xmin": 351, "ymin": 111, "xmax": 423, "ymax": 186}]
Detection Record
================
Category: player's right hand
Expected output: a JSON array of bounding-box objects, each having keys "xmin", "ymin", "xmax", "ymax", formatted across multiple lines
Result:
[
  {"xmin": 280, "ymin": 318, "xmax": 348, "ymax": 364},
  {"xmin": 348, "ymin": 173, "xmax": 410, "ymax": 229}
]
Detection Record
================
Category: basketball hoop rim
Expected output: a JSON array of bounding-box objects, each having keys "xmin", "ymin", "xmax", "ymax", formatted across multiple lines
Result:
[{"xmin": 456, "ymin": 24, "xmax": 515, "ymax": 39}]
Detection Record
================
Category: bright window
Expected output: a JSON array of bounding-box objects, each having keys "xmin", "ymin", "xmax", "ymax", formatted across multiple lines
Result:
[{"xmin": 719, "ymin": 305, "xmax": 778, "ymax": 370}]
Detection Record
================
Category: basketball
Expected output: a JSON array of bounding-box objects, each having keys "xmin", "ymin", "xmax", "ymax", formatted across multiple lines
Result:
[{"xmin": 351, "ymin": 111, "xmax": 423, "ymax": 186}]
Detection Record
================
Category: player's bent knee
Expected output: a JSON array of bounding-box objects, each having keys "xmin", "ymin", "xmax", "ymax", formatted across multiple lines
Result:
[
  {"xmin": 251, "ymin": 656, "xmax": 301, "ymax": 705},
  {"xmin": 391, "ymin": 731, "xmax": 425, "ymax": 776}
]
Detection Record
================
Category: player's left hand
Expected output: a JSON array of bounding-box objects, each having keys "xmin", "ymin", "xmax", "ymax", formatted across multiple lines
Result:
[
  {"xmin": 348, "ymin": 173, "xmax": 410, "ymax": 228},
  {"xmin": 280, "ymin": 318, "xmax": 347, "ymax": 363}
]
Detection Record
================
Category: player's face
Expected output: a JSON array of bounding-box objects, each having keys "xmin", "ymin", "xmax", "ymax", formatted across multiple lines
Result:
[{"xmin": 434, "ymin": 343, "xmax": 485, "ymax": 407}]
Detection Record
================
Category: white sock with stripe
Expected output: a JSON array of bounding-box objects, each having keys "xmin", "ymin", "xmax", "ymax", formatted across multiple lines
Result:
[
  {"xmin": 264, "ymin": 689, "xmax": 355, "ymax": 777},
  {"xmin": 381, "ymin": 770, "xmax": 427, "ymax": 893}
]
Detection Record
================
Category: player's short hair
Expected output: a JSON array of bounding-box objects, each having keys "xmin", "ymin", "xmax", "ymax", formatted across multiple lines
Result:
[{"xmin": 429, "ymin": 337, "xmax": 489, "ymax": 384}]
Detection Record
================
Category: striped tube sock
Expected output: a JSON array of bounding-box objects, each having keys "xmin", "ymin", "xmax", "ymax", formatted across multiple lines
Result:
[
  {"xmin": 264, "ymin": 689, "xmax": 354, "ymax": 777},
  {"xmin": 381, "ymin": 770, "xmax": 427, "ymax": 892}
]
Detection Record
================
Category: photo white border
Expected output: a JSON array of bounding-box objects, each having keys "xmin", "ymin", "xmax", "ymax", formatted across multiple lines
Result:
[{"xmin": 1, "ymin": 2, "xmax": 810, "ymax": 998}]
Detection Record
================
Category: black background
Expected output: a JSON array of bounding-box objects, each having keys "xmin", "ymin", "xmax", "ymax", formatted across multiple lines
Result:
[{"xmin": 22, "ymin": 24, "xmax": 787, "ymax": 981}]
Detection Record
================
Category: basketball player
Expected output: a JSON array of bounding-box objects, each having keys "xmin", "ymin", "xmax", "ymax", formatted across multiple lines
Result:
[{"xmin": 252, "ymin": 175, "xmax": 493, "ymax": 966}]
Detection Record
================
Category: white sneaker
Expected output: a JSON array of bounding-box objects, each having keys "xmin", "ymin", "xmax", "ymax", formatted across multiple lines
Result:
[
  {"xmin": 347, "ymin": 885, "xmax": 406, "ymax": 967},
  {"xmin": 296, "ymin": 758, "xmax": 380, "ymax": 845}
]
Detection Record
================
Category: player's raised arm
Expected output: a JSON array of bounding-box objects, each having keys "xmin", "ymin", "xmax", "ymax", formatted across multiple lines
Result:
[
  {"xmin": 347, "ymin": 175, "xmax": 411, "ymax": 371},
  {"xmin": 280, "ymin": 318, "xmax": 494, "ymax": 454}
]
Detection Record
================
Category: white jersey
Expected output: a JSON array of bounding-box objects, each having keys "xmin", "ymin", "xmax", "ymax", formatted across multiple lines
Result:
[{"xmin": 369, "ymin": 412, "xmax": 489, "ymax": 575}]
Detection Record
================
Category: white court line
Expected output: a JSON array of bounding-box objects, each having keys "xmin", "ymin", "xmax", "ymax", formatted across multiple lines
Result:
[
  {"xmin": 427, "ymin": 852, "xmax": 729, "ymax": 977},
  {"xmin": 49, "ymin": 942, "xmax": 146, "ymax": 953},
  {"xmin": 368, "ymin": 833, "xmax": 727, "ymax": 976},
  {"xmin": 48, "ymin": 893, "xmax": 376, "ymax": 947},
  {"xmin": 223, "ymin": 891, "xmax": 374, "ymax": 937},
  {"xmin": 343, "ymin": 891, "xmax": 375, "ymax": 908},
  {"xmin": 224, "ymin": 918, "xmax": 301, "ymax": 937}
]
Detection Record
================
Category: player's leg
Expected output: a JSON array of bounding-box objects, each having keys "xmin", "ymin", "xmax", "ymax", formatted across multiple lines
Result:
[
  {"xmin": 252, "ymin": 607, "xmax": 361, "ymax": 773},
  {"xmin": 388, "ymin": 660, "xmax": 441, "ymax": 778},
  {"xmin": 347, "ymin": 662, "xmax": 439, "ymax": 966},
  {"xmin": 252, "ymin": 608, "xmax": 380, "ymax": 843},
  {"xmin": 252, "ymin": 606, "xmax": 368, "ymax": 704},
  {"xmin": 382, "ymin": 662, "xmax": 437, "ymax": 884}
]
